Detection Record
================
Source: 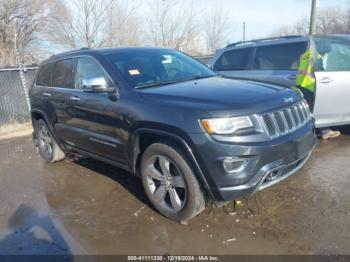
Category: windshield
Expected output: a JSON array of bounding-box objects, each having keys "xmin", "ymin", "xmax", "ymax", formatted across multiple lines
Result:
[{"xmin": 103, "ymin": 49, "xmax": 216, "ymax": 88}]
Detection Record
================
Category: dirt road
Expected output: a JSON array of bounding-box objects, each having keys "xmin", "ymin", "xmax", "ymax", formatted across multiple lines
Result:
[{"xmin": 0, "ymin": 135, "xmax": 349, "ymax": 255}]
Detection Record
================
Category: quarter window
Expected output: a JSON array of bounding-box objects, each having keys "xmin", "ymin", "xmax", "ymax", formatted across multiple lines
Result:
[
  {"xmin": 254, "ymin": 42, "xmax": 308, "ymax": 70},
  {"xmin": 36, "ymin": 63, "xmax": 54, "ymax": 86},
  {"xmin": 52, "ymin": 59, "xmax": 76, "ymax": 88},
  {"xmin": 214, "ymin": 48, "xmax": 253, "ymax": 71}
]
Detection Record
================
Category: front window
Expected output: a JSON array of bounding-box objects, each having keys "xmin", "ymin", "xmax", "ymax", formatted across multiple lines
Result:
[
  {"xmin": 314, "ymin": 37, "xmax": 350, "ymax": 71},
  {"xmin": 253, "ymin": 42, "xmax": 308, "ymax": 70},
  {"xmin": 104, "ymin": 49, "xmax": 216, "ymax": 88},
  {"xmin": 75, "ymin": 57, "xmax": 110, "ymax": 89}
]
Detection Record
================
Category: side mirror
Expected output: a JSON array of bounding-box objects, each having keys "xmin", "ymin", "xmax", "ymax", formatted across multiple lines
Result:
[{"xmin": 82, "ymin": 77, "xmax": 115, "ymax": 93}]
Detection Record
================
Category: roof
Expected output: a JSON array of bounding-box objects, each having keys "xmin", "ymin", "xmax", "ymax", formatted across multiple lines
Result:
[
  {"xmin": 44, "ymin": 46, "xmax": 172, "ymax": 64},
  {"xmin": 224, "ymin": 34, "xmax": 350, "ymax": 50},
  {"xmin": 225, "ymin": 35, "xmax": 306, "ymax": 49}
]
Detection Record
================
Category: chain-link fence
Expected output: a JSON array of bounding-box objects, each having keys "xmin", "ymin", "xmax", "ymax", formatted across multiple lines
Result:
[{"xmin": 0, "ymin": 67, "xmax": 38, "ymax": 127}]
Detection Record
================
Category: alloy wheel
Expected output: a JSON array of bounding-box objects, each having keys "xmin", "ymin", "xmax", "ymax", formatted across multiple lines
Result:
[
  {"xmin": 37, "ymin": 124, "xmax": 53, "ymax": 160},
  {"xmin": 145, "ymin": 155, "xmax": 187, "ymax": 212}
]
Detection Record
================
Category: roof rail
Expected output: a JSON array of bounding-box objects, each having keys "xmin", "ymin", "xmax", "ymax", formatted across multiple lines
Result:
[
  {"xmin": 48, "ymin": 47, "xmax": 91, "ymax": 60},
  {"xmin": 225, "ymin": 35, "xmax": 304, "ymax": 48}
]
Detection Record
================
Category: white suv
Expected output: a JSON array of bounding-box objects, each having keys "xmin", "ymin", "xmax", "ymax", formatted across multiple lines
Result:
[{"xmin": 210, "ymin": 35, "xmax": 350, "ymax": 128}]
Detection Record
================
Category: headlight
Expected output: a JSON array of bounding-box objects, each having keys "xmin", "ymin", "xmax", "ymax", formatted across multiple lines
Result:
[{"xmin": 200, "ymin": 116, "xmax": 253, "ymax": 135}]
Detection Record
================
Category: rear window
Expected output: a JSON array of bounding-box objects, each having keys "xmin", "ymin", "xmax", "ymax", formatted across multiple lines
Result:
[
  {"xmin": 254, "ymin": 42, "xmax": 308, "ymax": 70},
  {"xmin": 213, "ymin": 48, "xmax": 253, "ymax": 71},
  {"xmin": 52, "ymin": 59, "xmax": 76, "ymax": 88},
  {"xmin": 36, "ymin": 63, "xmax": 53, "ymax": 86}
]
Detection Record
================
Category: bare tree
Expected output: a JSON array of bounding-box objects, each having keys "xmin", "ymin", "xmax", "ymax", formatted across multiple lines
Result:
[
  {"xmin": 0, "ymin": 0, "xmax": 55, "ymax": 65},
  {"xmin": 317, "ymin": 7, "xmax": 341, "ymax": 34},
  {"xmin": 271, "ymin": 16, "xmax": 309, "ymax": 37},
  {"xmin": 336, "ymin": 9, "xmax": 350, "ymax": 33},
  {"xmin": 104, "ymin": 1, "xmax": 142, "ymax": 46},
  {"xmin": 146, "ymin": 0, "xmax": 203, "ymax": 54},
  {"xmin": 46, "ymin": 0, "xmax": 114, "ymax": 48},
  {"xmin": 46, "ymin": 0, "xmax": 142, "ymax": 49},
  {"xmin": 272, "ymin": 6, "xmax": 349, "ymax": 37},
  {"xmin": 203, "ymin": 1, "xmax": 229, "ymax": 53}
]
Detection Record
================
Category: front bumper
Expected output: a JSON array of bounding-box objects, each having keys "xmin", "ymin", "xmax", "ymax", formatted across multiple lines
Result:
[{"xmin": 189, "ymin": 122, "xmax": 316, "ymax": 201}]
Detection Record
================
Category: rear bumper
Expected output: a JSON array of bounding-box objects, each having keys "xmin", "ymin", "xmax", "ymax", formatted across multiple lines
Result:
[{"xmin": 189, "ymin": 123, "xmax": 316, "ymax": 201}]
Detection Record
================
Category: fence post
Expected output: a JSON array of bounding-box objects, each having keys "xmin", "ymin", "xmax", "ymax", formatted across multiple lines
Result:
[{"xmin": 17, "ymin": 59, "xmax": 31, "ymax": 111}]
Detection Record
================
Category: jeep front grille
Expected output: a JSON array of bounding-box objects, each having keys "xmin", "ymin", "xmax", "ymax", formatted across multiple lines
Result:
[{"xmin": 260, "ymin": 100, "xmax": 311, "ymax": 138}]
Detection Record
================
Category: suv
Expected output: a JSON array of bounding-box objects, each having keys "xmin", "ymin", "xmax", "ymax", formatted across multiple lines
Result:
[
  {"xmin": 30, "ymin": 47, "xmax": 316, "ymax": 221},
  {"xmin": 210, "ymin": 35, "xmax": 350, "ymax": 128}
]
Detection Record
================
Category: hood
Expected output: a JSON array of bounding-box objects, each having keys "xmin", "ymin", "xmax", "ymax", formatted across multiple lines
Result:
[{"xmin": 138, "ymin": 76, "xmax": 302, "ymax": 117}]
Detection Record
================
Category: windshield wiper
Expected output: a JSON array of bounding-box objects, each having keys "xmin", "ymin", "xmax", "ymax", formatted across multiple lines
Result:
[
  {"xmin": 135, "ymin": 80, "xmax": 179, "ymax": 89},
  {"xmin": 135, "ymin": 75, "xmax": 216, "ymax": 89},
  {"xmin": 190, "ymin": 75, "xmax": 216, "ymax": 80}
]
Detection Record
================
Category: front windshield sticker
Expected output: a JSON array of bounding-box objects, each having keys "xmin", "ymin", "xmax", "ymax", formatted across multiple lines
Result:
[{"xmin": 128, "ymin": 69, "xmax": 140, "ymax": 75}]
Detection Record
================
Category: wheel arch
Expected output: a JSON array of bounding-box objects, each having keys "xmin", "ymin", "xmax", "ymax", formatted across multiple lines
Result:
[
  {"xmin": 31, "ymin": 109, "xmax": 62, "ymax": 149},
  {"xmin": 31, "ymin": 109, "xmax": 53, "ymax": 131},
  {"xmin": 130, "ymin": 128, "xmax": 214, "ymax": 199}
]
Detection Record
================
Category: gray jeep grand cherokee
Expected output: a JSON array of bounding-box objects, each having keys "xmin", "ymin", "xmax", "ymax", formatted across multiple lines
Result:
[{"xmin": 29, "ymin": 47, "xmax": 316, "ymax": 221}]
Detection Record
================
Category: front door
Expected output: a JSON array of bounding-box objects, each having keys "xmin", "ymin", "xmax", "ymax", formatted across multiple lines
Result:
[
  {"xmin": 313, "ymin": 37, "xmax": 350, "ymax": 128},
  {"xmin": 249, "ymin": 41, "xmax": 308, "ymax": 87},
  {"xmin": 64, "ymin": 57, "xmax": 125, "ymax": 163}
]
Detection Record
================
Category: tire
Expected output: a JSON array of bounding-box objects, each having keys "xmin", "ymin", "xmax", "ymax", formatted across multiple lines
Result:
[
  {"xmin": 34, "ymin": 119, "xmax": 65, "ymax": 162},
  {"xmin": 141, "ymin": 142, "xmax": 205, "ymax": 221}
]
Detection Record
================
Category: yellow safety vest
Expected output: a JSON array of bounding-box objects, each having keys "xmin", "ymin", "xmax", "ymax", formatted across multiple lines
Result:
[{"xmin": 295, "ymin": 50, "xmax": 316, "ymax": 93}]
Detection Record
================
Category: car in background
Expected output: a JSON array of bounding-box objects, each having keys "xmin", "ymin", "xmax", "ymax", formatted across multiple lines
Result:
[{"xmin": 209, "ymin": 35, "xmax": 350, "ymax": 129}]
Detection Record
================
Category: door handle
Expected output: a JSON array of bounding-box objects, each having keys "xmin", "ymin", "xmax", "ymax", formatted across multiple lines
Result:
[
  {"xmin": 286, "ymin": 74, "xmax": 297, "ymax": 80},
  {"xmin": 319, "ymin": 77, "xmax": 333, "ymax": 84},
  {"xmin": 69, "ymin": 96, "xmax": 80, "ymax": 101},
  {"xmin": 42, "ymin": 92, "xmax": 52, "ymax": 97}
]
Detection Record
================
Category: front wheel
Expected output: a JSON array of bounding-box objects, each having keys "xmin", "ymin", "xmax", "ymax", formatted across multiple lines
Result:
[{"xmin": 141, "ymin": 142, "xmax": 205, "ymax": 221}]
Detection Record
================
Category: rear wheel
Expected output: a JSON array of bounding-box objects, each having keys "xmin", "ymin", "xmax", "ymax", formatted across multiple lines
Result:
[
  {"xmin": 35, "ymin": 119, "xmax": 65, "ymax": 162},
  {"xmin": 141, "ymin": 142, "xmax": 205, "ymax": 221}
]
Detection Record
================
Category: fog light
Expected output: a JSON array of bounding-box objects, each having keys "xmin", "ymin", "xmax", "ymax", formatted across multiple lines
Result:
[
  {"xmin": 222, "ymin": 157, "xmax": 248, "ymax": 173},
  {"xmin": 265, "ymin": 170, "xmax": 279, "ymax": 181}
]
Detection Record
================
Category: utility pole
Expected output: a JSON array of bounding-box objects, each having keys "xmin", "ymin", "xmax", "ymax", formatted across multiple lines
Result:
[
  {"xmin": 309, "ymin": 0, "xmax": 318, "ymax": 35},
  {"xmin": 243, "ymin": 22, "xmax": 246, "ymax": 42},
  {"xmin": 14, "ymin": 24, "xmax": 30, "ymax": 111}
]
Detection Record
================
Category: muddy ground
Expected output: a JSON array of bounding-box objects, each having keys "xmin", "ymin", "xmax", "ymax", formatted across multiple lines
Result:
[{"xmin": 0, "ymin": 133, "xmax": 350, "ymax": 256}]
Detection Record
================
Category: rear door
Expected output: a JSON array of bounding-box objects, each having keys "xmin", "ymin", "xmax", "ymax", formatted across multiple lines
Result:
[
  {"xmin": 31, "ymin": 62, "xmax": 55, "ymax": 124},
  {"xmin": 50, "ymin": 58, "xmax": 77, "ymax": 143},
  {"xmin": 212, "ymin": 47, "xmax": 254, "ymax": 78},
  {"xmin": 313, "ymin": 37, "xmax": 350, "ymax": 127},
  {"xmin": 250, "ymin": 41, "xmax": 308, "ymax": 86}
]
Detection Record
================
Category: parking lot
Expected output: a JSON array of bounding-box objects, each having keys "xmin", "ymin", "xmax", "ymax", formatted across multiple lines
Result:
[{"xmin": 0, "ymin": 132, "xmax": 350, "ymax": 256}]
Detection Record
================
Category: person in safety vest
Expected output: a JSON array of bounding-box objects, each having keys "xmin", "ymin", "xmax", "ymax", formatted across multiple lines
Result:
[{"xmin": 295, "ymin": 42, "xmax": 340, "ymax": 140}]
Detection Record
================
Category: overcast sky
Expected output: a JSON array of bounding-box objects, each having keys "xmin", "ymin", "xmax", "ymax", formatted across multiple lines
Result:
[
  {"xmin": 47, "ymin": 0, "xmax": 350, "ymax": 55},
  {"xmin": 195, "ymin": 0, "xmax": 349, "ymax": 43}
]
